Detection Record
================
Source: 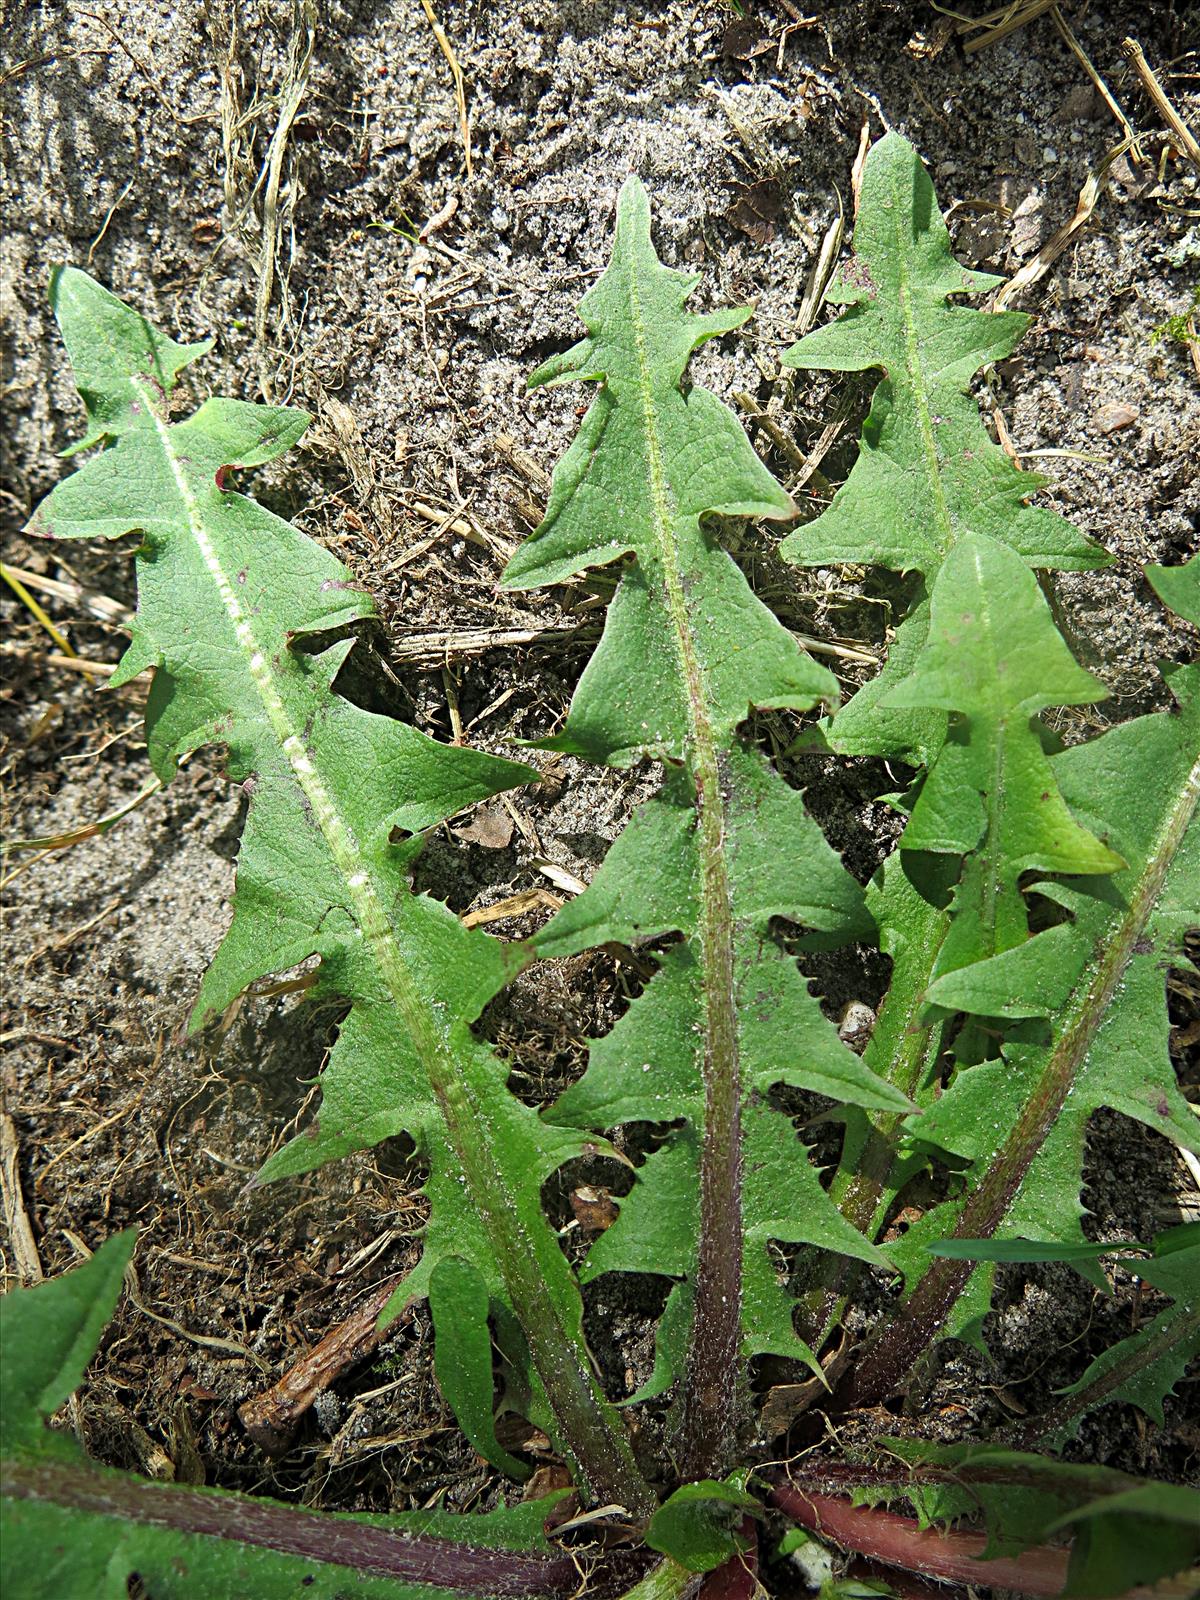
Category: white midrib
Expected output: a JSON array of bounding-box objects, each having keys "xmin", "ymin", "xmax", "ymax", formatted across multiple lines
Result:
[
  {"xmin": 139, "ymin": 381, "xmax": 646, "ymax": 1508},
  {"xmin": 136, "ymin": 378, "xmax": 444, "ymax": 1068}
]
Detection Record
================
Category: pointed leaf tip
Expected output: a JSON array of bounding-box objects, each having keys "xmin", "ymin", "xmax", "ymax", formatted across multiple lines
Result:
[
  {"xmin": 47, "ymin": 265, "xmax": 214, "ymax": 451},
  {"xmin": 616, "ymin": 172, "xmax": 651, "ymax": 226}
]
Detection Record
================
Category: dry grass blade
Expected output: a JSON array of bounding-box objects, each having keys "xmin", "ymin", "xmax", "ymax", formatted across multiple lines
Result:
[
  {"xmin": 1, "ymin": 774, "xmax": 163, "ymax": 870},
  {"xmin": 789, "ymin": 385, "xmax": 860, "ymax": 496},
  {"xmin": 254, "ymin": 0, "xmax": 317, "ymax": 397},
  {"xmin": 1051, "ymin": 9, "xmax": 1145, "ymax": 163},
  {"xmin": 0, "ymin": 564, "xmax": 131, "ymax": 625},
  {"xmin": 950, "ymin": 0, "xmax": 1059, "ymax": 54},
  {"xmin": 202, "ymin": 0, "xmax": 317, "ymax": 396},
  {"xmin": 793, "ymin": 208, "xmax": 844, "ymax": 339},
  {"xmin": 1122, "ymin": 35, "xmax": 1200, "ymax": 174},
  {"xmin": 993, "ymin": 142, "xmax": 1125, "ymax": 311},
  {"xmin": 1, "ymin": 561, "xmax": 84, "ymax": 665},
  {"xmin": 461, "ymin": 888, "xmax": 564, "ymax": 930},
  {"xmin": 419, "ymin": 0, "xmax": 473, "ymax": 179}
]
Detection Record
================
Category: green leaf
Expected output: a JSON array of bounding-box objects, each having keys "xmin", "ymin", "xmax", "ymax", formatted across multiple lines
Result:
[
  {"xmin": 0, "ymin": 1232, "xmax": 136, "ymax": 1453},
  {"xmin": 29, "ymin": 267, "xmax": 652, "ymax": 1517},
  {"xmin": 887, "ymin": 532, "xmax": 1123, "ymax": 978},
  {"xmin": 1147, "ymin": 555, "xmax": 1200, "ymax": 625},
  {"xmin": 845, "ymin": 667, "xmax": 1200, "ymax": 1404},
  {"xmin": 1, "ymin": 1238, "xmax": 583, "ymax": 1600},
  {"xmin": 1049, "ymin": 1483, "xmax": 1200, "ymax": 1597},
  {"xmin": 503, "ymin": 175, "xmax": 832, "ymax": 768},
  {"xmin": 783, "ymin": 137, "xmax": 1115, "ymax": 1335},
  {"xmin": 807, "ymin": 536, "xmax": 1124, "ymax": 1338},
  {"xmin": 849, "ymin": 1442, "xmax": 1200, "ymax": 1598},
  {"xmin": 430, "ymin": 1257, "xmax": 532, "ymax": 1480},
  {"xmin": 644, "ymin": 1475, "xmax": 757, "ymax": 1573},
  {"xmin": 780, "ymin": 131, "xmax": 1107, "ymax": 765},
  {"xmin": 503, "ymin": 180, "xmax": 904, "ymax": 1476}
]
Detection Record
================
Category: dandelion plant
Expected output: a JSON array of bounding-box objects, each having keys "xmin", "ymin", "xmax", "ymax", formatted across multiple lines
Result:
[
  {"xmin": 4, "ymin": 143, "xmax": 1198, "ymax": 1600},
  {"xmin": 502, "ymin": 177, "xmax": 911, "ymax": 1485},
  {"xmin": 18, "ymin": 267, "xmax": 654, "ymax": 1518}
]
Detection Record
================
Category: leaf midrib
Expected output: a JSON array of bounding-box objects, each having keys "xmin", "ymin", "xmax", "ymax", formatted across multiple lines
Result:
[
  {"xmin": 890, "ymin": 159, "xmax": 956, "ymax": 565},
  {"xmin": 844, "ymin": 743, "xmax": 1200, "ymax": 1405},
  {"xmin": 1, "ymin": 1453, "xmax": 581, "ymax": 1596},
  {"xmin": 133, "ymin": 374, "xmax": 650, "ymax": 1516},
  {"xmin": 625, "ymin": 254, "xmax": 743, "ymax": 1479}
]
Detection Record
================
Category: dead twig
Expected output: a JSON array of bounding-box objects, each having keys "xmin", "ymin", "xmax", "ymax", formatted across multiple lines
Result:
[
  {"xmin": 389, "ymin": 623, "xmax": 595, "ymax": 670},
  {"xmin": 461, "ymin": 888, "xmax": 564, "ymax": 929},
  {"xmin": 407, "ymin": 497, "xmax": 517, "ymax": 562},
  {"xmin": 733, "ymin": 392, "xmax": 808, "ymax": 471},
  {"xmin": 239, "ymin": 1274, "xmax": 406, "ymax": 1454},
  {"xmin": 0, "ymin": 643, "xmax": 129, "ymax": 679},
  {"xmin": 1, "ymin": 1111, "xmax": 44, "ymax": 1286}
]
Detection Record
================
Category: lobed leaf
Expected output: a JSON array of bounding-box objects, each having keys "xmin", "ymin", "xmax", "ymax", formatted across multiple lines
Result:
[
  {"xmin": 781, "ymin": 130, "xmax": 1107, "ymax": 766},
  {"xmin": 504, "ymin": 178, "xmax": 830, "ymax": 768},
  {"xmin": 887, "ymin": 532, "xmax": 1123, "ymax": 980},
  {"xmin": 505, "ymin": 180, "xmax": 906, "ymax": 1476},
  {"xmin": 787, "ymin": 140, "xmax": 1132, "ymax": 1359},
  {"xmin": 28, "ymin": 269, "xmax": 651, "ymax": 1514},
  {"xmin": 844, "ymin": 665, "xmax": 1200, "ymax": 1402},
  {"xmin": 1, "ymin": 1238, "xmax": 587, "ymax": 1600}
]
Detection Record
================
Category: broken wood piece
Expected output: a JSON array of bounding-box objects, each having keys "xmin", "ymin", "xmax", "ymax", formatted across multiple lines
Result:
[
  {"xmin": 388, "ymin": 623, "xmax": 596, "ymax": 670},
  {"xmin": 460, "ymin": 888, "xmax": 563, "ymax": 929},
  {"xmin": 0, "ymin": 1110, "xmax": 44, "ymax": 1286},
  {"xmin": 239, "ymin": 1274, "xmax": 405, "ymax": 1455}
]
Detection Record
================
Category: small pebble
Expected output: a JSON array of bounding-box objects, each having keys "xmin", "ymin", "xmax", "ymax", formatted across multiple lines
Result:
[{"xmin": 1092, "ymin": 401, "xmax": 1139, "ymax": 435}]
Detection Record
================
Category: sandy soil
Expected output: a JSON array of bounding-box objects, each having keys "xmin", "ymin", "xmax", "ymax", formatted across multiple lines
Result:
[{"xmin": 2, "ymin": 0, "xmax": 1197, "ymax": 1586}]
